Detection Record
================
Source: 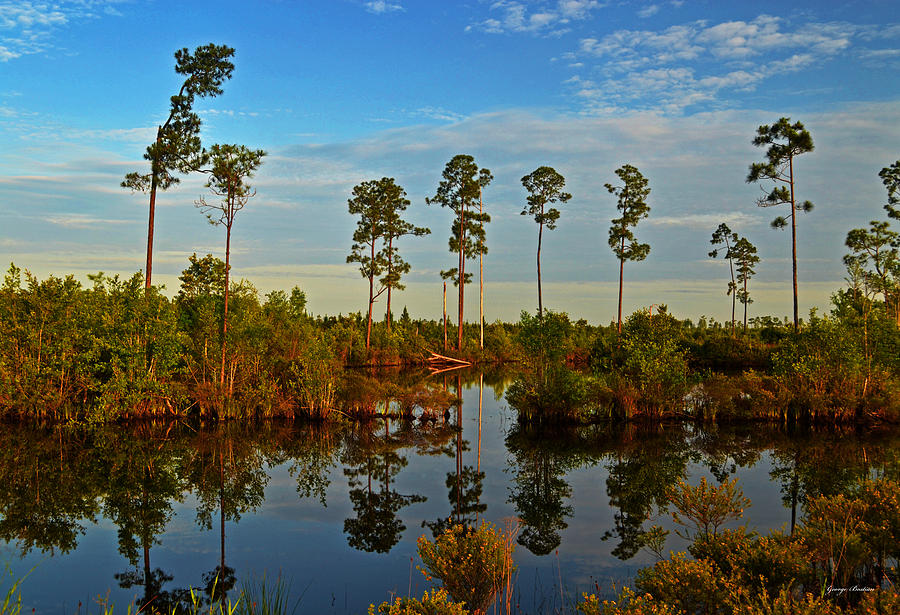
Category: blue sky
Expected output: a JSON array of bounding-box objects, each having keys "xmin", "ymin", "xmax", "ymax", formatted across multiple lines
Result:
[{"xmin": 1, "ymin": 0, "xmax": 899, "ymax": 323}]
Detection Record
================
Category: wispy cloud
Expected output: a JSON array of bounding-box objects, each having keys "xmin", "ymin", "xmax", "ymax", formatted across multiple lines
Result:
[
  {"xmin": 44, "ymin": 213, "xmax": 135, "ymax": 228},
  {"xmin": 647, "ymin": 212, "xmax": 758, "ymax": 229},
  {"xmin": 568, "ymin": 16, "xmax": 896, "ymax": 113},
  {"xmin": 365, "ymin": 1, "xmax": 403, "ymax": 15},
  {"xmin": 414, "ymin": 106, "xmax": 467, "ymax": 123},
  {"xmin": 637, "ymin": 4, "xmax": 659, "ymax": 19},
  {"xmin": 466, "ymin": 0, "xmax": 603, "ymax": 36},
  {"xmin": 0, "ymin": 0, "xmax": 124, "ymax": 61}
]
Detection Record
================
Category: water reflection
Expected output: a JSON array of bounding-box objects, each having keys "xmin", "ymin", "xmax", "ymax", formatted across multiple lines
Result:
[
  {"xmin": 343, "ymin": 423, "xmax": 426, "ymax": 553},
  {"xmin": 1, "ymin": 371, "xmax": 899, "ymax": 612}
]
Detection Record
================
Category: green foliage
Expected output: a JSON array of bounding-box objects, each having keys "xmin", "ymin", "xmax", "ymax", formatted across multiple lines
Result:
[
  {"xmin": 606, "ymin": 164, "xmax": 651, "ymax": 263},
  {"xmin": 417, "ymin": 522, "xmax": 516, "ymax": 614},
  {"xmin": 576, "ymin": 588, "xmax": 677, "ymax": 615},
  {"xmin": 122, "ymin": 43, "xmax": 235, "ymax": 194},
  {"xmin": 521, "ymin": 166, "xmax": 572, "ymax": 316},
  {"xmin": 747, "ymin": 117, "xmax": 815, "ymax": 221},
  {"xmin": 288, "ymin": 336, "xmax": 341, "ymax": 420},
  {"xmin": 635, "ymin": 552, "xmax": 735, "ymax": 615},
  {"xmin": 879, "ymin": 160, "xmax": 900, "ymax": 219},
  {"xmin": 799, "ymin": 477, "xmax": 900, "ymax": 591},
  {"xmin": 667, "ymin": 477, "xmax": 750, "ymax": 541},
  {"xmin": 600, "ymin": 309, "xmax": 688, "ymax": 417},
  {"xmin": 769, "ymin": 307, "xmax": 900, "ymax": 421},
  {"xmin": 505, "ymin": 310, "xmax": 590, "ymax": 424},
  {"xmin": 369, "ymin": 589, "xmax": 469, "ymax": 615}
]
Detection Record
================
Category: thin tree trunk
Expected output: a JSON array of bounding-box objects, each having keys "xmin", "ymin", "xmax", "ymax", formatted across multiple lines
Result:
[
  {"xmin": 537, "ymin": 218, "xmax": 544, "ymax": 320},
  {"xmin": 726, "ymin": 236, "xmax": 735, "ymax": 336},
  {"xmin": 442, "ymin": 282, "xmax": 447, "ymax": 352},
  {"xmin": 479, "ymin": 190, "xmax": 484, "ymax": 349},
  {"xmin": 143, "ymin": 540, "xmax": 151, "ymax": 604},
  {"xmin": 145, "ymin": 127, "xmax": 161, "ymax": 290},
  {"xmin": 617, "ymin": 236, "xmax": 625, "ymax": 335},
  {"xmin": 367, "ymin": 230, "xmax": 376, "ymax": 351},
  {"xmin": 789, "ymin": 156, "xmax": 799, "ymax": 333},
  {"xmin": 221, "ymin": 220, "xmax": 231, "ymax": 388},
  {"xmin": 458, "ymin": 206, "xmax": 465, "ymax": 351},
  {"xmin": 743, "ymin": 275, "xmax": 748, "ymax": 334},
  {"xmin": 386, "ymin": 236, "xmax": 393, "ymax": 334}
]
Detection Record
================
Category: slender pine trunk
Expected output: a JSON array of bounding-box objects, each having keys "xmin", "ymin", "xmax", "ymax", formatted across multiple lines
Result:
[
  {"xmin": 743, "ymin": 275, "xmax": 748, "ymax": 334},
  {"xmin": 537, "ymin": 218, "xmax": 544, "ymax": 320},
  {"xmin": 458, "ymin": 206, "xmax": 465, "ymax": 351},
  {"xmin": 366, "ymin": 236, "xmax": 375, "ymax": 351},
  {"xmin": 386, "ymin": 236, "xmax": 393, "ymax": 334},
  {"xmin": 617, "ymin": 236, "xmax": 625, "ymax": 335},
  {"xmin": 726, "ymin": 237, "xmax": 735, "ymax": 336},
  {"xmin": 221, "ymin": 218, "xmax": 231, "ymax": 389},
  {"xmin": 144, "ymin": 127, "xmax": 161, "ymax": 290},
  {"xmin": 789, "ymin": 156, "xmax": 799, "ymax": 333}
]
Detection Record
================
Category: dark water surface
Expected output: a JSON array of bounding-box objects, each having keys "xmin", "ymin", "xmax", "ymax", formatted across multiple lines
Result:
[{"xmin": 2, "ymin": 369, "xmax": 899, "ymax": 613}]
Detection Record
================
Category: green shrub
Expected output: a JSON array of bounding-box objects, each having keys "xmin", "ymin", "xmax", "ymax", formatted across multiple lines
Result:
[
  {"xmin": 416, "ymin": 522, "xmax": 516, "ymax": 614},
  {"xmin": 667, "ymin": 477, "xmax": 750, "ymax": 541},
  {"xmin": 369, "ymin": 589, "xmax": 469, "ymax": 615},
  {"xmin": 576, "ymin": 588, "xmax": 677, "ymax": 615},
  {"xmin": 634, "ymin": 552, "xmax": 735, "ymax": 615}
]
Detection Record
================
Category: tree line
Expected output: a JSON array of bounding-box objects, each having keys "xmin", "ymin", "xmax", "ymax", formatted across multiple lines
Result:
[{"xmin": 117, "ymin": 44, "xmax": 900, "ymax": 349}]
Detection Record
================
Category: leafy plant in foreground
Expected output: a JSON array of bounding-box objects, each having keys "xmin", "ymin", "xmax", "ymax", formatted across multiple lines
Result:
[{"xmin": 417, "ymin": 522, "xmax": 516, "ymax": 614}]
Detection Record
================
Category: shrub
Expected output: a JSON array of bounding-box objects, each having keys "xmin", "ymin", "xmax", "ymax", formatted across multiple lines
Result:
[
  {"xmin": 369, "ymin": 589, "xmax": 469, "ymax": 615},
  {"xmin": 634, "ymin": 552, "xmax": 735, "ymax": 614},
  {"xmin": 576, "ymin": 588, "xmax": 677, "ymax": 615},
  {"xmin": 667, "ymin": 477, "xmax": 750, "ymax": 541},
  {"xmin": 416, "ymin": 522, "xmax": 516, "ymax": 614}
]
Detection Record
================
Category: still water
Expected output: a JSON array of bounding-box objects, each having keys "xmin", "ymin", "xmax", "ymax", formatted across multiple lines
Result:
[{"xmin": 2, "ymin": 369, "xmax": 898, "ymax": 613}]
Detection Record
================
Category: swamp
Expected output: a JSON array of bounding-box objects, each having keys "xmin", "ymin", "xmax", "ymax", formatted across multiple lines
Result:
[{"xmin": 2, "ymin": 368, "xmax": 899, "ymax": 613}]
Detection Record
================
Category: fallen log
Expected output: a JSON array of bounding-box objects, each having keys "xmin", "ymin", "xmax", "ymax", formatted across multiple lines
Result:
[{"xmin": 426, "ymin": 352, "xmax": 472, "ymax": 366}]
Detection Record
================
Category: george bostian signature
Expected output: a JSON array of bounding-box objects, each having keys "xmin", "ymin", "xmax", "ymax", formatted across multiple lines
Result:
[{"xmin": 826, "ymin": 586, "xmax": 875, "ymax": 595}]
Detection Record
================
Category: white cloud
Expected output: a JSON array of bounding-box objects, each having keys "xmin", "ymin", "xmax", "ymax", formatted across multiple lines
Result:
[
  {"xmin": 3, "ymin": 103, "xmax": 899, "ymax": 322},
  {"xmin": 414, "ymin": 106, "xmax": 467, "ymax": 123},
  {"xmin": 637, "ymin": 4, "xmax": 660, "ymax": 19},
  {"xmin": 467, "ymin": 0, "xmax": 603, "ymax": 35},
  {"xmin": 569, "ymin": 15, "xmax": 891, "ymax": 113},
  {"xmin": 0, "ymin": 1, "xmax": 124, "ymax": 61},
  {"xmin": 365, "ymin": 1, "xmax": 403, "ymax": 14},
  {"xmin": 44, "ymin": 213, "xmax": 134, "ymax": 228}
]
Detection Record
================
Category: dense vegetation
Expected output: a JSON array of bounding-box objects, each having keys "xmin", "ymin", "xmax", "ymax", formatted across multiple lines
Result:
[{"xmin": 2, "ymin": 245, "xmax": 900, "ymax": 424}]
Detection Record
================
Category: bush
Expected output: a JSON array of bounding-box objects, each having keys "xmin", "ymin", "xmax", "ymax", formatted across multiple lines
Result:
[
  {"xmin": 576, "ymin": 588, "xmax": 677, "ymax": 615},
  {"xmin": 417, "ymin": 522, "xmax": 516, "ymax": 614},
  {"xmin": 667, "ymin": 477, "xmax": 750, "ymax": 541},
  {"xmin": 369, "ymin": 589, "xmax": 469, "ymax": 615}
]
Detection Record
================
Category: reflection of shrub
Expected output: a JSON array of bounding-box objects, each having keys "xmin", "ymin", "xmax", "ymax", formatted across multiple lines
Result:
[
  {"xmin": 417, "ymin": 522, "xmax": 516, "ymax": 614},
  {"xmin": 369, "ymin": 589, "xmax": 469, "ymax": 615}
]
